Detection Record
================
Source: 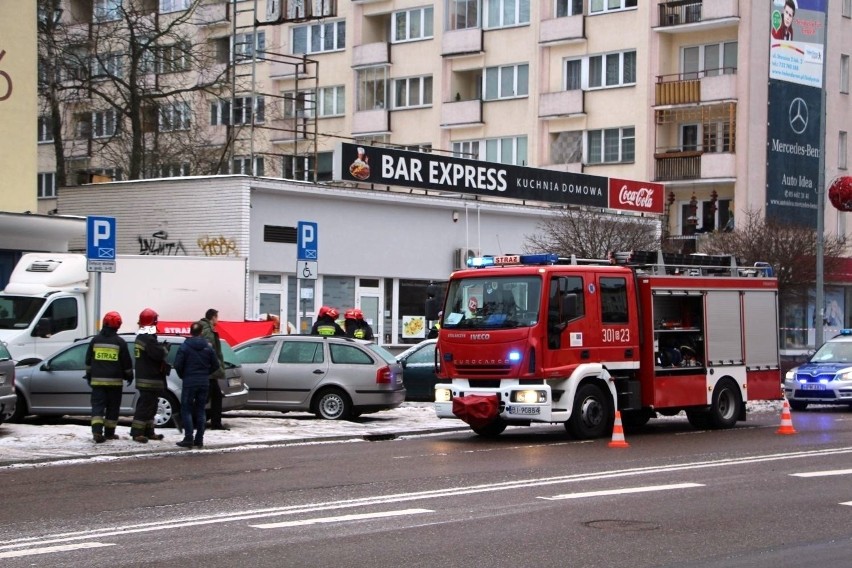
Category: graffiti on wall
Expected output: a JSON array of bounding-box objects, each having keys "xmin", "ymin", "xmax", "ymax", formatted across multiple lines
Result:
[
  {"xmin": 198, "ymin": 235, "xmax": 239, "ymax": 256},
  {"xmin": 138, "ymin": 230, "xmax": 187, "ymax": 256}
]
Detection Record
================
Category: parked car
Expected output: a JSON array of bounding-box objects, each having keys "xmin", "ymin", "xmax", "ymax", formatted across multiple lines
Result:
[
  {"xmin": 396, "ymin": 339, "xmax": 438, "ymax": 402},
  {"xmin": 10, "ymin": 334, "xmax": 249, "ymax": 427},
  {"xmin": 233, "ymin": 335, "xmax": 405, "ymax": 419},
  {"xmin": 0, "ymin": 341, "xmax": 16, "ymax": 423},
  {"xmin": 783, "ymin": 329, "xmax": 852, "ymax": 410}
]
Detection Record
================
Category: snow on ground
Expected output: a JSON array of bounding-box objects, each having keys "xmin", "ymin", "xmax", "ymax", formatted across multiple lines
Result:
[{"xmin": 0, "ymin": 401, "xmax": 785, "ymax": 468}]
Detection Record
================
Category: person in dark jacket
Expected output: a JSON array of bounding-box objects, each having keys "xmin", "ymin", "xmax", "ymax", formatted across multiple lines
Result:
[
  {"xmin": 197, "ymin": 308, "xmax": 228, "ymax": 430},
  {"xmin": 311, "ymin": 305, "xmax": 345, "ymax": 337},
  {"xmin": 130, "ymin": 308, "xmax": 169, "ymax": 443},
  {"xmin": 174, "ymin": 322, "xmax": 220, "ymax": 448},
  {"xmin": 344, "ymin": 308, "xmax": 374, "ymax": 340},
  {"xmin": 85, "ymin": 311, "xmax": 133, "ymax": 443}
]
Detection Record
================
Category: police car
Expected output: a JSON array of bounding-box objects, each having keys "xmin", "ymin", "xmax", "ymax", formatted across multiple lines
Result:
[{"xmin": 783, "ymin": 329, "xmax": 852, "ymax": 410}]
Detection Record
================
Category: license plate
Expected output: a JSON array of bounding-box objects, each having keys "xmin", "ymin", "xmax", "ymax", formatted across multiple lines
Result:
[
  {"xmin": 507, "ymin": 406, "xmax": 540, "ymax": 415},
  {"xmin": 801, "ymin": 383, "xmax": 825, "ymax": 390},
  {"xmin": 228, "ymin": 378, "xmax": 241, "ymax": 387}
]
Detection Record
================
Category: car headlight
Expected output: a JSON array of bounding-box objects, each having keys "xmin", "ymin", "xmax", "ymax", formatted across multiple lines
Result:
[
  {"xmin": 837, "ymin": 371, "xmax": 852, "ymax": 381},
  {"xmin": 435, "ymin": 388, "xmax": 452, "ymax": 403},
  {"xmin": 511, "ymin": 390, "xmax": 547, "ymax": 404}
]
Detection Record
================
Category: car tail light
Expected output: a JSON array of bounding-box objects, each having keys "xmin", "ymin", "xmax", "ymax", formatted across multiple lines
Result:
[{"xmin": 375, "ymin": 365, "xmax": 392, "ymax": 384}]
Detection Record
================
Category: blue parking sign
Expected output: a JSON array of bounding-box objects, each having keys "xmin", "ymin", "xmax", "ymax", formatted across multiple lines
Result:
[
  {"xmin": 297, "ymin": 221, "xmax": 318, "ymax": 261},
  {"xmin": 87, "ymin": 216, "xmax": 116, "ymax": 260}
]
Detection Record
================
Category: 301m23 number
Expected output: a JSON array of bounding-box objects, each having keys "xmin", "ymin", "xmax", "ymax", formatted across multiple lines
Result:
[{"xmin": 601, "ymin": 328, "xmax": 630, "ymax": 343}]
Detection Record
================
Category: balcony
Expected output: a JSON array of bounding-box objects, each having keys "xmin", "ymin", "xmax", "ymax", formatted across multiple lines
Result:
[
  {"xmin": 655, "ymin": 70, "xmax": 737, "ymax": 106},
  {"xmin": 442, "ymin": 28, "xmax": 483, "ymax": 57},
  {"xmin": 352, "ymin": 42, "xmax": 390, "ymax": 67},
  {"xmin": 657, "ymin": 0, "xmax": 739, "ymax": 31},
  {"xmin": 192, "ymin": 2, "xmax": 229, "ymax": 26},
  {"xmin": 440, "ymin": 99, "xmax": 483, "ymax": 128},
  {"xmin": 352, "ymin": 108, "xmax": 389, "ymax": 134},
  {"xmin": 654, "ymin": 150, "xmax": 736, "ymax": 182},
  {"xmin": 539, "ymin": 14, "xmax": 584, "ymax": 45},
  {"xmin": 538, "ymin": 90, "xmax": 583, "ymax": 118}
]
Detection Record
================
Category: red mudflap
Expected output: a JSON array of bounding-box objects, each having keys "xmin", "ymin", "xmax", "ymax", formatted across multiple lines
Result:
[{"xmin": 452, "ymin": 394, "xmax": 500, "ymax": 429}]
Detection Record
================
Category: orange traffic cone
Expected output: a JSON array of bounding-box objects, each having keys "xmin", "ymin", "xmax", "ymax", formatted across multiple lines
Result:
[
  {"xmin": 776, "ymin": 399, "xmax": 797, "ymax": 435},
  {"xmin": 608, "ymin": 410, "xmax": 630, "ymax": 448}
]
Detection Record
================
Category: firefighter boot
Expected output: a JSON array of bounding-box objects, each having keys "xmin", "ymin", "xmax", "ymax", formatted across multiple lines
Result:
[
  {"xmin": 104, "ymin": 428, "xmax": 119, "ymax": 441},
  {"xmin": 92, "ymin": 422, "xmax": 106, "ymax": 444}
]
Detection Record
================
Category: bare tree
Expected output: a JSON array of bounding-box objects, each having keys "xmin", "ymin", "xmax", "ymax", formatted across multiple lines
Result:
[
  {"xmin": 41, "ymin": 0, "xmax": 234, "ymax": 180},
  {"xmin": 700, "ymin": 209, "xmax": 846, "ymax": 312},
  {"xmin": 524, "ymin": 207, "xmax": 660, "ymax": 259},
  {"xmin": 37, "ymin": 0, "xmax": 68, "ymax": 187}
]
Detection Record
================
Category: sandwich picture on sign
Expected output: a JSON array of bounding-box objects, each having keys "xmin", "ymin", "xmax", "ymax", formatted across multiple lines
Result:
[{"xmin": 349, "ymin": 146, "xmax": 371, "ymax": 180}]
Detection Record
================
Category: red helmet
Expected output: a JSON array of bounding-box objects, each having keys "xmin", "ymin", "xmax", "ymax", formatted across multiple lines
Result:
[
  {"xmin": 138, "ymin": 308, "xmax": 159, "ymax": 327},
  {"xmin": 327, "ymin": 307, "xmax": 340, "ymax": 319},
  {"xmin": 344, "ymin": 309, "xmax": 357, "ymax": 320},
  {"xmin": 318, "ymin": 305, "xmax": 332, "ymax": 318},
  {"xmin": 353, "ymin": 309, "xmax": 365, "ymax": 320},
  {"xmin": 103, "ymin": 311, "xmax": 122, "ymax": 329}
]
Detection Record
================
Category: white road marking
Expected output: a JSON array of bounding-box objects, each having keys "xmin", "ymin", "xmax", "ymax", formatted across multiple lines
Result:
[
  {"xmin": 539, "ymin": 482, "xmax": 704, "ymax": 501},
  {"xmin": 250, "ymin": 508, "xmax": 433, "ymax": 529},
  {"xmin": 790, "ymin": 468, "xmax": 852, "ymax": 477},
  {"xmin": 3, "ymin": 446, "xmax": 852, "ymax": 553},
  {"xmin": 841, "ymin": 502, "xmax": 852, "ymax": 507},
  {"xmin": 0, "ymin": 542, "xmax": 115, "ymax": 559}
]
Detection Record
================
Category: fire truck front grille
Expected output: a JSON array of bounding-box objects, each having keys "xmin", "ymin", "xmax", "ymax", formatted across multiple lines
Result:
[
  {"xmin": 454, "ymin": 364, "xmax": 513, "ymax": 377},
  {"xmin": 463, "ymin": 379, "xmax": 502, "ymax": 388}
]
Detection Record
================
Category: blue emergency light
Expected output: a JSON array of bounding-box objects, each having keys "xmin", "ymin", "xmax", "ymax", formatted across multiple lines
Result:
[{"xmin": 466, "ymin": 253, "xmax": 558, "ymax": 268}]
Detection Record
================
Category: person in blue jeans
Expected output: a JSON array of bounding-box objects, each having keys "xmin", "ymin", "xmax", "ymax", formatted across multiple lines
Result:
[{"xmin": 174, "ymin": 322, "xmax": 220, "ymax": 448}]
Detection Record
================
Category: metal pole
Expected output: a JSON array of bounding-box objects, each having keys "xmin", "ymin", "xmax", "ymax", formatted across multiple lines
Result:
[{"xmin": 814, "ymin": 2, "xmax": 829, "ymax": 347}]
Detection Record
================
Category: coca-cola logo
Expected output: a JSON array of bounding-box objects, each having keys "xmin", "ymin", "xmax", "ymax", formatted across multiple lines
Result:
[{"xmin": 618, "ymin": 185, "xmax": 655, "ymax": 209}]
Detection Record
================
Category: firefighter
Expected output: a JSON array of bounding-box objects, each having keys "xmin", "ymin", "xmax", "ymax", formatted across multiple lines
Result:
[
  {"xmin": 311, "ymin": 306, "xmax": 345, "ymax": 337},
  {"xmin": 427, "ymin": 311, "xmax": 442, "ymax": 339},
  {"xmin": 85, "ymin": 311, "xmax": 133, "ymax": 443},
  {"xmin": 130, "ymin": 308, "xmax": 170, "ymax": 443},
  {"xmin": 344, "ymin": 308, "xmax": 374, "ymax": 340}
]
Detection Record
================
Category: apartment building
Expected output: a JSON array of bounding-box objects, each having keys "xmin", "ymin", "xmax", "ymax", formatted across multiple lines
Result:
[{"xmin": 35, "ymin": 0, "xmax": 852, "ymax": 348}]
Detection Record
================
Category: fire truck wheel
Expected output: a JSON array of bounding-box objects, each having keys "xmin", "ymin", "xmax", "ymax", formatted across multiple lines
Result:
[
  {"xmin": 685, "ymin": 409, "xmax": 711, "ymax": 429},
  {"xmin": 472, "ymin": 418, "xmax": 507, "ymax": 437},
  {"xmin": 708, "ymin": 379, "xmax": 742, "ymax": 429},
  {"xmin": 565, "ymin": 383, "xmax": 613, "ymax": 439}
]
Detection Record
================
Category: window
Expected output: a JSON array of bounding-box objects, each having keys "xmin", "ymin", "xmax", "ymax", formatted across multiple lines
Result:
[
  {"xmin": 94, "ymin": 0, "xmax": 121, "ymax": 21},
  {"xmin": 702, "ymin": 122, "xmax": 732, "ymax": 153},
  {"xmin": 74, "ymin": 113, "xmax": 91, "ymax": 139},
  {"xmin": 234, "ymin": 32, "xmax": 265, "ymax": 61},
  {"xmin": 600, "ymin": 277, "xmax": 628, "ymax": 323},
  {"xmin": 452, "ymin": 140, "xmax": 480, "ymax": 159},
  {"xmin": 38, "ymin": 116, "xmax": 53, "ymax": 143},
  {"xmin": 484, "ymin": 0, "xmax": 530, "ymax": 29},
  {"xmin": 283, "ymin": 90, "xmax": 315, "ymax": 118},
  {"xmin": 842, "ymin": 54, "xmax": 850, "ymax": 94},
  {"xmin": 160, "ymin": 0, "xmax": 191, "ymax": 13},
  {"xmin": 160, "ymin": 102, "xmax": 191, "ymax": 131},
  {"xmin": 393, "ymin": 75, "xmax": 433, "ymax": 108},
  {"xmin": 90, "ymin": 53, "xmax": 123, "ymax": 79},
  {"xmin": 556, "ymin": 0, "xmax": 583, "ymax": 17},
  {"xmin": 356, "ymin": 67, "xmax": 388, "ymax": 111},
  {"xmin": 683, "ymin": 42, "xmax": 738, "ymax": 78},
  {"xmin": 158, "ymin": 163, "xmax": 190, "ymax": 177},
  {"xmin": 233, "ymin": 156, "xmax": 264, "ymax": 176},
  {"xmin": 92, "ymin": 109, "xmax": 118, "ymax": 138},
  {"xmin": 157, "ymin": 42, "xmax": 190, "ymax": 73},
  {"xmin": 318, "ymin": 85, "xmax": 345, "ymax": 117},
  {"xmin": 681, "ymin": 124, "xmax": 698, "ymax": 151},
  {"xmin": 329, "ymin": 343, "xmax": 373, "ymax": 365},
  {"xmin": 844, "ymin": 0, "xmax": 851, "ymax": 17},
  {"xmin": 447, "ymin": 0, "xmax": 480, "ymax": 30},
  {"xmin": 453, "ymin": 138, "xmax": 527, "ymax": 165},
  {"xmin": 565, "ymin": 59, "xmax": 581, "ymax": 90},
  {"xmin": 211, "ymin": 96, "xmax": 265, "ymax": 125},
  {"xmin": 484, "ymin": 64, "xmax": 528, "ymax": 100},
  {"xmin": 393, "ymin": 7, "xmax": 434, "ymax": 42},
  {"xmin": 37, "ymin": 172, "xmax": 56, "ymax": 198},
  {"xmin": 586, "ymin": 127, "xmax": 634, "ymax": 164},
  {"xmin": 279, "ymin": 341, "xmax": 324, "ymax": 364},
  {"xmin": 840, "ymin": 131, "xmax": 848, "ymax": 170},
  {"xmin": 588, "ymin": 51, "xmax": 635, "ymax": 88},
  {"xmin": 236, "ymin": 342, "xmax": 274, "ymax": 364},
  {"xmin": 292, "ymin": 21, "xmax": 345, "ymax": 55},
  {"xmin": 589, "ymin": 0, "xmax": 636, "ymax": 14}
]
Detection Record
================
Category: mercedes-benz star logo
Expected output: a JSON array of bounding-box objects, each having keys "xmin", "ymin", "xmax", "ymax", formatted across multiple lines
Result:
[{"xmin": 789, "ymin": 97, "xmax": 809, "ymax": 135}]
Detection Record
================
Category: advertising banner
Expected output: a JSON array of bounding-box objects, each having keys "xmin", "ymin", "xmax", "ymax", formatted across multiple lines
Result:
[{"xmin": 334, "ymin": 142, "xmax": 664, "ymax": 215}]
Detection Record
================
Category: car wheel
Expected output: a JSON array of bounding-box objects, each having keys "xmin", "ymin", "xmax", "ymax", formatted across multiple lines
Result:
[
  {"xmin": 8, "ymin": 390, "xmax": 27, "ymax": 423},
  {"xmin": 565, "ymin": 383, "xmax": 612, "ymax": 440},
  {"xmin": 313, "ymin": 388, "xmax": 352, "ymax": 420},
  {"xmin": 686, "ymin": 409, "xmax": 711, "ymax": 429},
  {"xmin": 156, "ymin": 392, "xmax": 180, "ymax": 428},
  {"xmin": 471, "ymin": 418, "xmax": 506, "ymax": 437},
  {"xmin": 708, "ymin": 379, "xmax": 741, "ymax": 429},
  {"xmin": 789, "ymin": 400, "xmax": 808, "ymax": 411}
]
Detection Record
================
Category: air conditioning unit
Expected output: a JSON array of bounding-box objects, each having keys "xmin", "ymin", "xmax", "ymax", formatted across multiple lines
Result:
[{"xmin": 453, "ymin": 248, "xmax": 476, "ymax": 270}]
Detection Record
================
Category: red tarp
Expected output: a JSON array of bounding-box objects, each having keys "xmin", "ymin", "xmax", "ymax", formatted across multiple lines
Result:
[
  {"xmin": 157, "ymin": 320, "xmax": 275, "ymax": 347},
  {"xmin": 452, "ymin": 394, "xmax": 500, "ymax": 429}
]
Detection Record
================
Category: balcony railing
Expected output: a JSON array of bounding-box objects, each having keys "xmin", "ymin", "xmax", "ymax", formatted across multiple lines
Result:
[
  {"xmin": 539, "ymin": 14, "xmax": 584, "ymax": 44},
  {"xmin": 538, "ymin": 90, "xmax": 583, "ymax": 118},
  {"xmin": 440, "ymin": 99, "xmax": 483, "ymax": 128},
  {"xmin": 352, "ymin": 42, "xmax": 390, "ymax": 67},
  {"xmin": 352, "ymin": 108, "xmax": 389, "ymax": 134},
  {"xmin": 658, "ymin": 0, "xmax": 739, "ymax": 28},
  {"xmin": 442, "ymin": 28, "xmax": 483, "ymax": 57},
  {"xmin": 654, "ymin": 150, "xmax": 702, "ymax": 181}
]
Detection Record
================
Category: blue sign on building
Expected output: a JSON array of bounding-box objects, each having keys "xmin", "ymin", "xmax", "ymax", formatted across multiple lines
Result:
[{"xmin": 297, "ymin": 221, "xmax": 318, "ymax": 260}]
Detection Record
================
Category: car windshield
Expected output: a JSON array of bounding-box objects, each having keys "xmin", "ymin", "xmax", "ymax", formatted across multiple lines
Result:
[
  {"xmin": 811, "ymin": 340, "xmax": 852, "ymax": 364},
  {"xmin": 442, "ymin": 275, "xmax": 541, "ymax": 330},
  {"xmin": 364, "ymin": 342, "xmax": 399, "ymax": 365},
  {"xmin": 0, "ymin": 296, "xmax": 46, "ymax": 329}
]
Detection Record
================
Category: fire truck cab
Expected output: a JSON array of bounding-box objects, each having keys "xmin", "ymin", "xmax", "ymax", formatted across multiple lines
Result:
[{"xmin": 434, "ymin": 251, "xmax": 781, "ymax": 438}]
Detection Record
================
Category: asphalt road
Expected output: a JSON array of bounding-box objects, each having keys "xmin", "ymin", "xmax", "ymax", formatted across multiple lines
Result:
[{"xmin": 0, "ymin": 406, "xmax": 850, "ymax": 568}]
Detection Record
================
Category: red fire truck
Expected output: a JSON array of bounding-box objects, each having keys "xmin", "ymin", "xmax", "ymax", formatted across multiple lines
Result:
[{"xmin": 434, "ymin": 251, "xmax": 781, "ymax": 438}]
